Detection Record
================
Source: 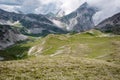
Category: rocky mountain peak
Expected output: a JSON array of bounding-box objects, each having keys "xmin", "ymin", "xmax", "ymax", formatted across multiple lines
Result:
[
  {"xmin": 0, "ymin": 25, "xmax": 27, "ymax": 50},
  {"xmin": 77, "ymin": 2, "xmax": 88, "ymax": 10},
  {"xmin": 76, "ymin": 2, "xmax": 96, "ymax": 16},
  {"xmin": 57, "ymin": 2, "xmax": 97, "ymax": 32}
]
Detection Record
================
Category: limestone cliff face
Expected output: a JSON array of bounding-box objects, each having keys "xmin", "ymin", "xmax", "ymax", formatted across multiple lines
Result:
[
  {"xmin": 0, "ymin": 25, "xmax": 27, "ymax": 50},
  {"xmin": 60, "ymin": 2, "xmax": 97, "ymax": 32},
  {"xmin": 97, "ymin": 13, "xmax": 120, "ymax": 34}
]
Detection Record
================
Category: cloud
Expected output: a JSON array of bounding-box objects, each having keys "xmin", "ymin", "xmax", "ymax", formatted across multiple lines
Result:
[
  {"xmin": 0, "ymin": 0, "xmax": 23, "ymax": 5},
  {"xmin": 0, "ymin": 4, "xmax": 20, "ymax": 13},
  {"xmin": 87, "ymin": 0, "xmax": 120, "ymax": 24},
  {"xmin": 34, "ymin": 0, "xmax": 62, "ymax": 14},
  {"xmin": 0, "ymin": 0, "xmax": 120, "ymax": 24},
  {"xmin": 18, "ymin": 0, "xmax": 41, "ymax": 13}
]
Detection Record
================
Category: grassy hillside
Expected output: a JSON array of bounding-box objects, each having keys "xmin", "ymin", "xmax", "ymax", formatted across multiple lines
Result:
[
  {"xmin": 0, "ymin": 29, "xmax": 120, "ymax": 80},
  {"xmin": 0, "ymin": 30, "xmax": 120, "ymax": 62},
  {"xmin": 0, "ymin": 56, "xmax": 120, "ymax": 80}
]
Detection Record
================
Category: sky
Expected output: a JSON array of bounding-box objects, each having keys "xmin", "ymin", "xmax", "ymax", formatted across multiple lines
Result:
[{"xmin": 0, "ymin": 0, "xmax": 120, "ymax": 24}]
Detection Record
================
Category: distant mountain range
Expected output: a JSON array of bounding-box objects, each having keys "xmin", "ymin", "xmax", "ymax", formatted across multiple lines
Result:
[
  {"xmin": 52, "ymin": 2, "xmax": 97, "ymax": 32},
  {"xmin": 0, "ymin": 9, "xmax": 66, "ymax": 36},
  {"xmin": 0, "ymin": 2, "xmax": 98, "ymax": 35},
  {"xmin": 0, "ymin": 2, "xmax": 120, "ymax": 49}
]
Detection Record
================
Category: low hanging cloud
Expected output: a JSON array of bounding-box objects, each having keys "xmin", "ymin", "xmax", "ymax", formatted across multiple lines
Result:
[
  {"xmin": 87, "ymin": 0, "xmax": 120, "ymax": 24},
  {"xmin": 0, "ymin": 0, "xmax": 120, "ymax": 24}
]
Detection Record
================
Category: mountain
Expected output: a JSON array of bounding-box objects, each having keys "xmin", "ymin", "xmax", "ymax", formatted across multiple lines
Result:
[
  {"xmin": 45, "ymin": 12, "xmax": 56, "ymax": 19},
  {"xmin": 0, "ymin": 25, "xmax": 27, "ymax": 50},
  {"xmin": 0, "ymin": 3, "xmax": 97, "ymax": 35},
  {"xmin": 0, "ymin": 2, "xmax": 120, "ymax": 80},
  {"xmin": 20, "ymin": 14, "xmax": 66, "ymax": 36},
  {"xmin": 96, "ymin": 12, "xmax": 120, "ymax": 34},
  {"xmin": 53, "ymin": 2, "xmax": 97, "ymax": 32},
  {"xmin": 0, "ymin": 9, "xmax": 66, "ymax": 36}
]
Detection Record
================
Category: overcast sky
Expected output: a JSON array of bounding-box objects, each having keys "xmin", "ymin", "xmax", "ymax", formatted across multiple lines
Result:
[{"xmin": 0, "ymin": 0, "xmax": 120, "ymax": 24}]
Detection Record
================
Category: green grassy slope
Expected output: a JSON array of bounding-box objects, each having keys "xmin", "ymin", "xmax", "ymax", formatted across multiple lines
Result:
[
  {"xmin": 27, "ymin": 30, "xmax": 120, "ymax": 64},
  {"xmin": 0, "ymin": 30, "xmax": 120, "ymax": 62},
  {"xmin": 0, "ymin": 30, "xmax": 120, "ymax": 80}
]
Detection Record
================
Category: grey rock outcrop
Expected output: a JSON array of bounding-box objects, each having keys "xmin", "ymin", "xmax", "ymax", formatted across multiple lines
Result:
[
  {"xmin": 59, "ymin": 2, "xmax": 97, "ymax": 32},
  {"xmin": 0, "ymin": 25, "xmax": 27, "ymax": 50},
  {"xmin": 96, "ymin": 13, "xmax": 120, "ymax": 34}
]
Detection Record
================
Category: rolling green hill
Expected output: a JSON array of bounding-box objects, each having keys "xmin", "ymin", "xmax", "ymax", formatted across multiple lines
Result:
[
  {"xmin": 1, "ymin": 30, "xmax": 119, "ymax": 62},
  {"xmin": 0, "ymin": 29, "xmax": 120, "ymax": 80}
]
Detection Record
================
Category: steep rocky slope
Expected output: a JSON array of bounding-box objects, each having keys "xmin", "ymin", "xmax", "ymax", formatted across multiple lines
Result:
[
  {"xmin": 0, "ymin": 9, "xmax": 66, "ymax": 36},
  {"xmin": 0, "ymin": 25, "xmax": 27, "ymax": 50},
  {"xmin": 53, "ymin": 2, "xmax": 97, "ymax": 32},
  {"xmin": 96, "ymin": 12, "xmax": 120, "ymax": 34}
]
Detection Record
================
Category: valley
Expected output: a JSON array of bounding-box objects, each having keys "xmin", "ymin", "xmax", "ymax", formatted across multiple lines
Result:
[{"xmin": 0, "ymin": 2, "xmax": 120, "ymax": 80}]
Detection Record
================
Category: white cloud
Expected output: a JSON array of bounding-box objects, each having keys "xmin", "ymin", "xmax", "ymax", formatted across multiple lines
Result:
[
  {"xmin": 0, "ymin": 0, "xmax": 120, "ymax": 24},
  {"xmin": 0, "ymin": 0, "xmax": 23, "ymax": 5},
  {"xmin": 87, "ymin": 0, "xmax": 120, "ymax": 24},
  {"xmin": 19, "ymin": 0, "xmax": 41, "ymax": 13},
  {"xmin": 0, "ymin": 4, "xmax": 20, "ymax": 12}
]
